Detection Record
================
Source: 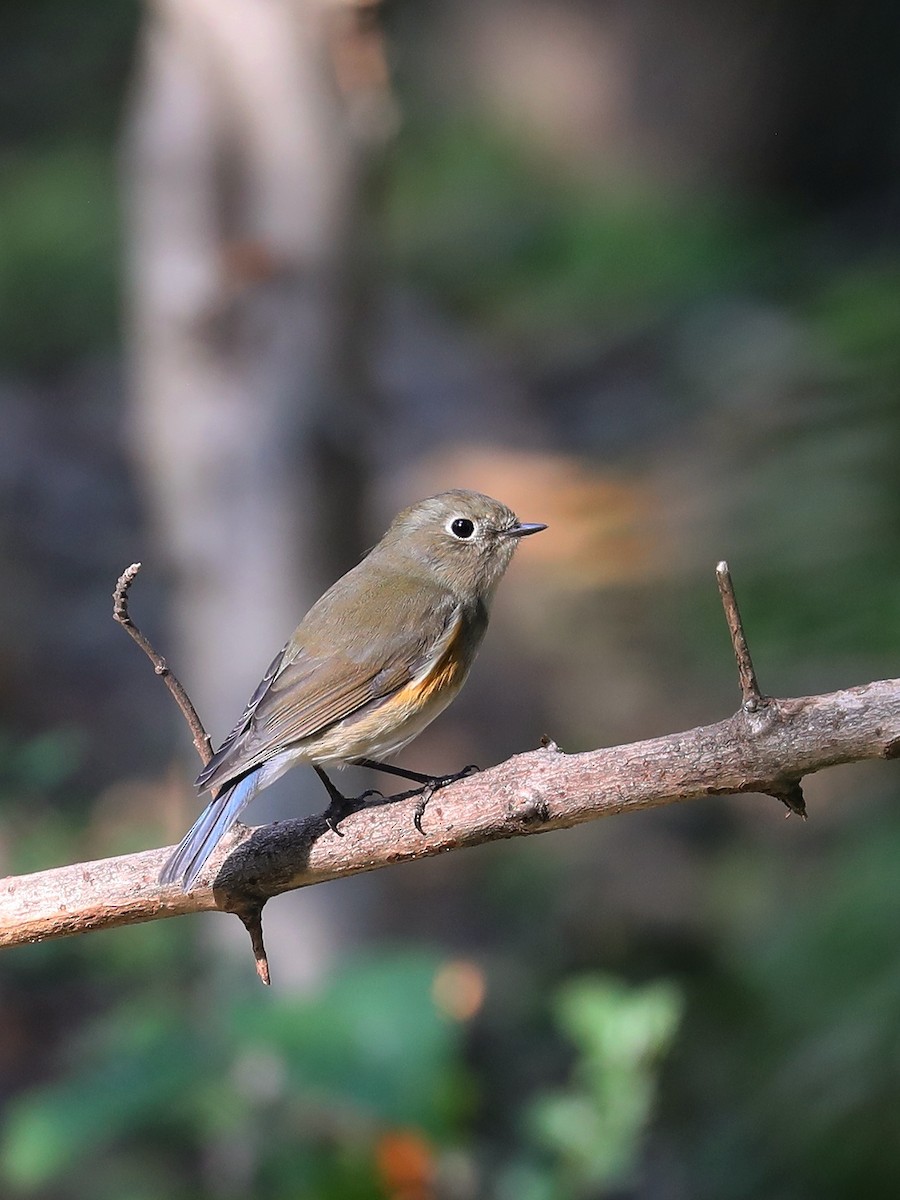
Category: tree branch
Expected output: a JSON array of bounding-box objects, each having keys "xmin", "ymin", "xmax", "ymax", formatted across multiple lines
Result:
[
  {"xmin": 1, "ymin": 680, "xmax": 897, "ymax": 949},
  {"xmin": 1, "ymin": 563, "xmax": 897, "ymax": 984}
]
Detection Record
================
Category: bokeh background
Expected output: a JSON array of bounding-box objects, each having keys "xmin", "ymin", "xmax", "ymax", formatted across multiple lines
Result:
[{"xmin": 2, "ymin": 1, "xmax": 900, "ymax": 1197}]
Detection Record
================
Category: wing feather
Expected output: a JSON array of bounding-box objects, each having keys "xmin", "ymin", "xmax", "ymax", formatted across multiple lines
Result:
[
  {"xmin": 197, "ymin": 571, "xmax": 460, "ymax": 794},
  {"xmin": 196, "ymin": 644, "xmax": 287, "ymax": 789}
]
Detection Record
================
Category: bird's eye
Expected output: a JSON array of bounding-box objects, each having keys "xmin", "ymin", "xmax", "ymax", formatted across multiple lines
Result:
[{"xmin": 449, "ymin": 517, "xmax": 475, "ymax": 540}]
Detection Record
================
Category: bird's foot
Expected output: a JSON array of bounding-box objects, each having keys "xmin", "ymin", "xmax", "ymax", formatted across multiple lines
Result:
[
  {"xmin": 323, "ymin": 788, "xmax": 382, "ymax": 837},
  {"xmin": 413, "ymin": 764, "xmax": 479, "ymax": 834}
]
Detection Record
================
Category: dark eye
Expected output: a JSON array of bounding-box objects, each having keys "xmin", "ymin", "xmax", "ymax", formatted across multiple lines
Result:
[{"xmin": 450, "ymin": 517, "xmax": 475, "ymax": 539}]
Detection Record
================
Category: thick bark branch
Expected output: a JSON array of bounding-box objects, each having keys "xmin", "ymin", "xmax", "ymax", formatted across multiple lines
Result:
[
  {"xmin": 2, "ymin": 677, "xmax": 898, "ymax": 957},
  {"xmin": 3, "ymin": 560, "xmax": 897, "ymax": 983}
]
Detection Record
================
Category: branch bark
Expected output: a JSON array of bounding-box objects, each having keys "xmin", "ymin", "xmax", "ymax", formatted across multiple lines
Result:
[
  {"xmin": 2, "ymin": 560, "xmax": 898, "ymax": 984},
  {"xmin": 2, "ymin": 678, "xmax": 898, "ymax": 951}
]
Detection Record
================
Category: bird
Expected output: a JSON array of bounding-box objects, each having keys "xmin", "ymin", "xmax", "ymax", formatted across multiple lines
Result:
[{"xmin": 159, "ymin": 489, "xmax": 546, "ymax": 890}]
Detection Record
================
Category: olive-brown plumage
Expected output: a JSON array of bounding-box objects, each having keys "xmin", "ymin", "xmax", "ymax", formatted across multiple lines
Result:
[{"xmin": 160, "ymin": 490, "xmax": 546, "ymax": 889}]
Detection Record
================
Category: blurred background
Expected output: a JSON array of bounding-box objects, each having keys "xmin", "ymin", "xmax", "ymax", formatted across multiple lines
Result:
[{"xmin": 2, "ymin": 1, "xmax": 899, "ymax": 1196}]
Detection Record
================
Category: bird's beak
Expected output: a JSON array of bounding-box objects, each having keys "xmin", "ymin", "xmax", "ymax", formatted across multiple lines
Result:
[{"xmin": 504, "ymin": 522, "xmax": 547, "ymax": 537}]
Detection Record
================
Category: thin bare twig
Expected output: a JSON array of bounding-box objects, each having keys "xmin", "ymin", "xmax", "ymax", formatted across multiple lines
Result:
[
  {"xmin": 113, "ymin": 563, "xmax": 213, "ymax": 766},
  {"xmin": 715, "ymin": 561, "xmax": 806, "ymax": 818},
  {"xmin": 112, "ymin": 564, "xmax": 278, "ymax": 975},
  {"xmin": 716, "ymin": 560, "xmax": 765, "ymax": 710}
]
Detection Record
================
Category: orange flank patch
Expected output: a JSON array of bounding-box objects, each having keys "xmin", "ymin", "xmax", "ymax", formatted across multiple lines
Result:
[
  {"xmin": 392, "ymin": 620, "xmax": 470, "ymax": 714},
  {"xmin": 306, "ymin": 615, "xmax": 472, "ymax": 763}
]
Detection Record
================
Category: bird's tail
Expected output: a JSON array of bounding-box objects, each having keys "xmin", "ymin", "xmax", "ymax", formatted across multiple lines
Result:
[{"xmin": 159, "ymin": 771, "xmax": 260, "ymax": 891}]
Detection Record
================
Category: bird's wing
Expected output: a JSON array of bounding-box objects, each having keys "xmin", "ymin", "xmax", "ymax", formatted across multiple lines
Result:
[
  {"xmin": 196, "ymin": 572, "xmax": 461, "ymax": 794},
  {"xmin": 195, "ymin": 645, "xmax": 287, "ymax": 790}
]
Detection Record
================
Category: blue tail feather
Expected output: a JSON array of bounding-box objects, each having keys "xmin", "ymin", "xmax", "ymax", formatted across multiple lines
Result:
[{"xmin": 159, "ymin": 771, "xmax": 260, "ymax": 890}]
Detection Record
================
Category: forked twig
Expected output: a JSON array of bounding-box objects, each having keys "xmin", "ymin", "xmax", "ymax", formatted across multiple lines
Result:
[{"xmin": 113, "ymin": 563, "xmax": 273, "ymax": 982}]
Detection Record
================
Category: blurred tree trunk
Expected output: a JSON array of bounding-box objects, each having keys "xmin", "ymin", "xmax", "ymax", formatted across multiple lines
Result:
[{"xmin": 122, "ymin": 0, "xmax": 385, "ymax": 988}]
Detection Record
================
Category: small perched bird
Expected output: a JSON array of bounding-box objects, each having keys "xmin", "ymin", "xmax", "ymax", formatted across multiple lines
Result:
[{"xmin": 160, "ymin": 490, "xmax": 546, "ymax": 889}]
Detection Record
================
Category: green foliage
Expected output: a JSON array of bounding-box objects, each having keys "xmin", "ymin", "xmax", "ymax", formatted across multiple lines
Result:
[
  {"xmin": 0, "ymin": 950, "xmax": 470, "ymax": 1199},
  {"xmin": 2, "ymin": 1010, "xmax": 201, "ymax": 1192},
  {"xmin": 521, "ymin": 977, "xmax": 682, "ymax": 1197},
  {"xmin": 383, "ymin": 117, "xmax": 770, "ymax": 344},
  {"xmin": 234, "ymin": 952, "xmax": 471, "ymax": 1134},
  {"xmin": 670, "ymin": 807, "xmax": 900, "ymax": 1200},
  {"xmin": 0, "ymin": 0, "xmax": 138, "ymax": 368},
  {"xmin": 0, "ymin": 931, "xmax": 686, "ymax": 1200},
  {"xmin": 0, "ymin": 727, "xmax": 87, "ymax": 876},
  {"xmin": 0, "ymin": 728, "xmax": 83, "ymax": 799},
  {"xmin": 810, "ymin": 260, "xmax": 900, "ymax": 376},
  {"xmin": 0, "ymin": 147, "xmax": 121, "ymax": 368},
  {"xmin": 660, "ymin": 254, "xmax": 900, "ymax": 678}
]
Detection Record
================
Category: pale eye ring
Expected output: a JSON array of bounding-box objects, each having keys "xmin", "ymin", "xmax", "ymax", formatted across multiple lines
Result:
[{"xmin": 449, "ymin": 517, "xmax": 476, "ymax": 540}]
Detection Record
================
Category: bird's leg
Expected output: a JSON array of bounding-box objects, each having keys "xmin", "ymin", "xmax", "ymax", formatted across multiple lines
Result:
[
  {"xmin": 354, "ymin": 759, "xmax": 434, "ymax": 786},
  {"xmin": 355, "ymin": 759, "xmax": 480, "ymax": 833},
  {"xmin": 314, "ymin": 766, "xmax": 381, "ymax": 836}
]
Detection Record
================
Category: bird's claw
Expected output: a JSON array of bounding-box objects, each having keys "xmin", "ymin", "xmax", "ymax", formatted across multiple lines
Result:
[
  {"xmin": 413, "ymin": 789, "xmax": 433, "ymax": 835},
  {"xmin": 324, "ymin": 788, "xmax": 382, "ymax": 836},
  {"xmin": 413, "ymin": 764, "xmax": 480, "ymax": 834}
]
